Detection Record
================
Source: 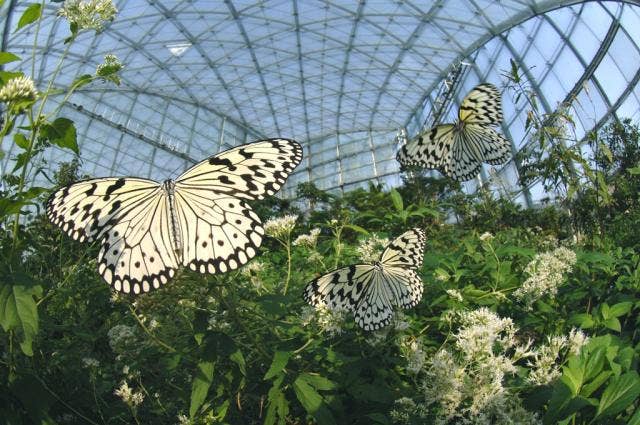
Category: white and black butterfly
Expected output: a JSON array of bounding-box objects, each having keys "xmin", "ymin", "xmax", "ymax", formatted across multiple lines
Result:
[
  {"xmin": 303, "ymin": 228, "xmax": 426, "ymax": 331},
  {"xmin": 396, "ymin": 83, "xmax": 511, "ymax": 181},
  {"xmin": 47, "ymin": 138, "xmax": 303, "ymax": 295}
]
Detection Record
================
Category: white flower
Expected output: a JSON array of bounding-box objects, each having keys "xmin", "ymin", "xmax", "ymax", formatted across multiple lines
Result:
[
  {"xmin": 293, "ymin": 228, "xmax": 321, "ymax": 248},
  {"xmin": 399, "ymin": 336, "xmax": 426, "ymax": 374},
  {"xmin": 446, "ymin": 289, "xmax": 464, "ymax": 302},
  {"xmin": 241, "ymin": 260, "xmax": 265, "ymax": 276},
  {"xmin": 114, "ymin": 381, "xmax": 144, "ymax": 407},
  {"xmin": 177, "ymin": 413, "xmax": 190, "ymax": 424},
  {"xmin": 81, "ymin": 357, "xmax": 100, "ymax": 368},
  {"xmin": 514, "ymin": 247, "xmax": 577, "ymax": 308},
  {"xmin": 527, "ymin": 335, "xmax": 567, "ymax": 386},
  {"xmin": 58, "ymin": 0, "xmax": 117, "ymax": 32},
  {"xmin": 356, "ymin": 234, "xmax": 389, "ymax": 263},
  {"xmin": 567, "ymin": 328, "xmax": 589, "ymax": 356},
  {"xmin": 264, "ymin": 215, "xmax": 297, "ymax": 239},
  {"xmin": 0, "ymin": 75, "xmax": 38, "ymax": 109},
  {"xmin": 96, "ymin": 54, "xmax": 123, "ymax": 84},
  {"xmin": 301, "ymin": 304, "xmax": 346, "ymax": 337},
  {"xmin": 479, "ymin": 232, "xmax": 494, "ymax": 242},
  {"xmin": 107, "ymin": 325, "xmax": 136, "ymax": 352}
]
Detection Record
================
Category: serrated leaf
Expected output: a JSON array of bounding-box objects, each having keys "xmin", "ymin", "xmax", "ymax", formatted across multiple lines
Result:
[
  {"xmin": 16, "ymin": 4, "xmax": 42, "ymax": 32},
  {"xmin": 189, "ymin": 360, "xmax": 214, "ymax": 418},
  {"xmin": 595, "ymin": 371, "xmax": 640, "ymax": 419},
  {"xmin": 0, "ymin": 52, "xmax": 20, "ymax": 65},
  {"xmin": 264, "ymin": 351, "xmax": 291, "ymax": 380},
  {"xmin": 298, "ymin": 373, "xmax": 336, "ymax": 391}
]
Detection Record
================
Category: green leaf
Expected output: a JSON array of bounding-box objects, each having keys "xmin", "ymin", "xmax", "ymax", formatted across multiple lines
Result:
[
  {"xmin": 595, "ymin": 371, "xmax": 640, "ymax": 419},
  {"xmin": 0, "ymin": 283, "xmax": 41, "ymax": 356},
  {"xmin": 389, "ymin": 189, "xmax": 403, "ymax": 212},
  {"xmin": 609, "ymin": 301, "xmax": 632, "ymax": 317},
  {"xmin": 16, "ymin": 4, "xmax": 42, "ymax": 32},
  {"xmin": 71, "ymin": 74, "xmax": 94, "ymax": 89},
  {"xmin": 293, "ymin": 375, "xmax": 336, "ymax": 425},
  {"xmin": 629, "ymin": 405, "xmax": 640, "ymax": 425},
  {"xmin": 230, "ymin": 349, "xmax": 246, "ymax": 376},
  {"xmin": 264, "ymin": 351, "xmax": 291, "ymax": 380},
  {"xmin": 604, "ymin": 317, "xmax": 621, "ymax": 333},
  {"xmin": 298, "ymin": 373, "xmax": 336, "ymax": 391},
  {"xmin": 584, "ymin": 346, "xmax": 606, "ymax": 381},
  {"xmin": 0, "ymin": 52, "xmax": 20, "ymax": 65},
  {"xmin": 13, "ymin": 133, "xmax": 29, "ymax": 149},
  {"xmin": 189, "ymin": 360, "xmax": 214, "ymax": 418},
  {"xmin": 561, "ymin": 359, "xmax": 584, "ymax": 397},
  {"xmin": 581, "ymin": 371, "xmax": 612, "ymax": 397},
  {"xmin": 265, "ymin": 378, "xmax": 288, "ymax": 425},
  {"xmin": 41, "ymin": 118, "xmax": 78, "ymax": 154},
  {"xmin": 628, "ymin": 166, "xmax": 640, "ymax": 175},
  {"xmin": 342, "ymin": 224, "xmax": 369, "ymax": 235}
]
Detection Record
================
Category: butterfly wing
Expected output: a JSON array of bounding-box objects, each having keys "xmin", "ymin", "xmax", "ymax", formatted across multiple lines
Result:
[
  {"xmin": 458, "ymin": 83, "xmax": 503, "ymax": 125},
  {"xmin": 396, "ymin": 124, "xmax": 455, "ymax": 171},
  {"xmin": 303, "ymin": 264, "xmax": 375, "ymax": 312},
  {"xmin": 47, "ymin": 178, "xmax": 180, "ymax": 294},
  {"xmin": 174, "ymin": 138, "xmax": 302, "ymax": 273},
  {"xmin": 379, "ymin": 227, "xmax": 427, "ymax": 269}
]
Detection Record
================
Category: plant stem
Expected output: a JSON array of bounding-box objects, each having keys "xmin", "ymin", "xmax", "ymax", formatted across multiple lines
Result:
[
  {"xmin": 281, "ymin": 237, "xmax": 292, "ymax": 295},
  {"xmin": 128, "ymin": 305, "xmax": 176, "ymax": 353}
]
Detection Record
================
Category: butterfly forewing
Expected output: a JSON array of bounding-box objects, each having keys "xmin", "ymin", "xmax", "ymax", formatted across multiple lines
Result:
[
  {"xmin": 380, "ymin": 228, "xmax": 427, "ymax": 269},
  {"xmin": 46, "ymin": 177, "xmax": 161, "ymax": 243},
  {"xmin": 303, "ymin": 265, "xmax": 375, "ymax": 312},
  {"xmin": 396, "ymin": 124, "xmax": 454, "ymax": 169},
  {"xmin": 176, "ymin": 138, "xmax": 303, "ymax": 200},
  {"xmin": 458, "ymin": 83, "xmax": 503, "ymax": 125}
]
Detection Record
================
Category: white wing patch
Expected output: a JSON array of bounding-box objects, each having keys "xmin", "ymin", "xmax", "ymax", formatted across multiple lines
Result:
[
  {"xmin": 303, "ymin": 228, "xmax": 426, "ymax": 331},
  {"xmin": 46, "ymin": 138, "xmax": 303, "ymax": 294},
  {"xmin": 396, "ymin": 83, "xmax": 511, "ymax": 181}
]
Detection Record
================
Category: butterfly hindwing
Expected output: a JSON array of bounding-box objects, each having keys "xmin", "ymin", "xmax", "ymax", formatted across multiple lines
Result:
[
  {"xmin": 174, "ymin": 192, "xmax": 264, "ymax": 274},
  {"xmin": 97, "ymin": 191, "xmax": 179, "ymax": 294}
]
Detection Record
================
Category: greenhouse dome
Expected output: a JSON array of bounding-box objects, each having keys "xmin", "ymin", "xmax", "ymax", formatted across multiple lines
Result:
[{"xmin": 1, "ymin": 0, "xmax": 639, "ymax": 202}]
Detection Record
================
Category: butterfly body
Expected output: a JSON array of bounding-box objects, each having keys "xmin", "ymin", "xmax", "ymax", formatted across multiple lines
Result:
[
  {"xmin": 397, "ymin": 83, "xmax": 511, "ymax": 181},
  {"xmin": 304, "ymin": 228, "xmax": 426, "ymax": 331},
  {"xmin": 48, "ymin": 138, "xmax": 302, "ymax": 294}
]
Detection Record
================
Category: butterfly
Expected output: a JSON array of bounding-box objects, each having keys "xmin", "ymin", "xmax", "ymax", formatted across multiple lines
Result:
[
  {"xmin": 303, "ymin": 228, "xmax": 426, "ymax": 331},
  {"xmin": 47, "ymin": 138, "xmax": 303, "ymax": 295},
  {"xmin": 396, "ymin": 83, "xmax": 511, "ymax": 181}
]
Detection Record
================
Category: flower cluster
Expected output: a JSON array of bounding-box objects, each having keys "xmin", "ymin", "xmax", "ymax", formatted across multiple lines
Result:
[
  {"xmin": 58, "ymin": 0, "xmax": 117, "ymax": 32},
  {"xmin": 107, "ymin": 324, "xmax": 137, "ymax": 353},
  {"xmin": 241, "ymin": 260, "xmax": 266, "ymax": 292},
  {"xmin": 356, "ymin": 234, "xmax": 389, "ymax": 263},
  {"xmin": 479, "ymin": 231, "xmax": 494, "ymax": 242},
  {"xmin": 114, "ymin": 380, "xmax": 144, "ymax": 408},
  {"xmin": 514, "ymin": 246, "xmax": 577, "ymax": 308},
  {"xmin": 446, "ymin": 289, "xmax": 463, "ymax": 302},
  {"xmin": 527, "ymin": 328, "xmax": 589, "ymax": 385},
  {"xmin": 96, "ymin": 54, "xmax": 123, "ymax": 85},
  {"xmin": 300, "ymin": 305, "xmax": 346, "ymax": 337},
  {"xmin": 0, "ymin": 75, "xmax": 38, "ymax": 112},
  {"xmin": 398, "ymin": 336, "xmax": 426, "ymax": 374},
  {"xmin": 264, "ymin": 214, "xmax": 297, "ymax": 240},
  {"xmin": 421, "ymin": 308, "xmax": 539, "ymax": 424},
  {"xmin": 293, "ymin": 228, "xmax": 321, "ymax": 248}
]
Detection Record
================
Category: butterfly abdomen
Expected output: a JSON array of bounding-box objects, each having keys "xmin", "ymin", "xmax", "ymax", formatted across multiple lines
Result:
[{"xmin": 162, "ymin": 180, "xmax": 183, "ymax": 260}]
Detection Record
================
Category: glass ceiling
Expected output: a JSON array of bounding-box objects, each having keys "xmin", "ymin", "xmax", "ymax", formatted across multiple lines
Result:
[{"xmin": 1, "ymin": 0, "xmax": 639, "ymax": 202}]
